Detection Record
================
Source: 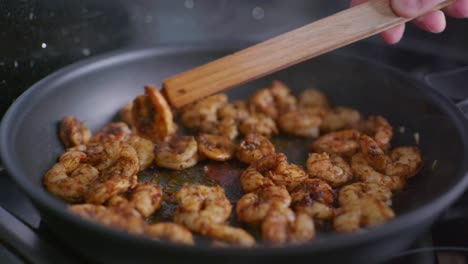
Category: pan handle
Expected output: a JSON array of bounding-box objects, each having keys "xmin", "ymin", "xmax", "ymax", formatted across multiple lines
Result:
[{"xmin": 425, "ymin": 66, "xmax": 468, "ymax": 116}]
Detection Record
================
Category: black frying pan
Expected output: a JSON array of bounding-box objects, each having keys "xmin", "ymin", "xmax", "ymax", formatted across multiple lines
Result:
[{"xmin": 1, "ymin": 45, "xmax": 468, "ymax": 264}]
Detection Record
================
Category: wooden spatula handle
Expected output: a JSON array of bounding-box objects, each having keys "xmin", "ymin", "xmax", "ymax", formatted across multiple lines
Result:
[{"xmin": 163, "ymin": 0, "xmax": 455, "ymax": 108}]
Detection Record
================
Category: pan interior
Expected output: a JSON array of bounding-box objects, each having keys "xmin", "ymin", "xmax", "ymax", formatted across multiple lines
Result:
[{"xmin": 3, "ymin": 48, "xmax": 467, "ymax": 246}]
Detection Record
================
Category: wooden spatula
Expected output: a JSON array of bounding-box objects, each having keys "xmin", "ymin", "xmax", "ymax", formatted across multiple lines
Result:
[{"xmin": 163, "ymin": 0, "xmax": 455, "ymax": 108}]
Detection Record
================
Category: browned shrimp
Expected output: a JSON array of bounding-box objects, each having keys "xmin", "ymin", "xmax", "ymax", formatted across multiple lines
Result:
[
  {"xmin": 197, "ymin": 134, "xmax": 236, "ymax": 161},
  {"xmin": 338, "ymin": 182, "xmax": 392, "ymax": 206},
  {"xmin": 239, "ymin": 113, "xmax": 278, "ymax": 138},
  {"xmin": 298, "ymin": 89, "xmax": 330, "ymax": 109},
  {"xmin": 154, "ymin": 136, "xmax": 198, "ymax": 170},
  {"xmin": 145, "ymin": 223, "xmax": 194, "ymax": 245},
  {"xmin": 384, "ymin": 147, "xmax": 422, "ymax": 178},
  {"xmin": 236, "ymin": 133, "xmax": 276, "ymax": 164},
  {"xmin": 90, "ymin": 122, "xmax": 132, "ymax": 144},
  {"xmin": 218, "ymin": 100, "xmax": 250, "ymax": 123},
  {"xmin": 311, "ymin": 129, "xmax": 361, "ymax": 157},
  {"xmin": 181, "ymin": 94, "xmax": 228, "ymax": 132},
  {"xmin": 278, "ymin": 109, "xmax": 322, "ymax": 138},
  {"xmin": 204, "ymin": 224, "xmax": 256, "ymax": 247},
  {"xmin": 127, "ymin": 135, "xmax": 155, "ymax": 171},
  {"xmin": 270, "ymin": 80, "xmax": 297, "ymax": 115},
  {"xmin": 107, "ymin": 182, "xmax": 163, "ymax": 218},
  {"xmin": 357, "ymin": 115, "xmax": 393, "ymax": 150},
  {"xmin": 262, "ymin": 208, "xmax": 315, "ymax": 245},
  {"xmin": 119, "ymin": 102, "xmax": 134, "ymax": 125},
  {"xmin": 249, "ymin": 88, "xmax": 277, "ymax": 119},
  {"xmin": 359, "ymin": 135, "xmax": 388, "ymax": 172},
  {"xmin": 59, "ymin": 116, "xmax": 91, "ymax": 148},
  {"xmin": 320, "ymin": 107, "xmax": 361, "ymax": 132},
  {"xmin": 306, "ymin": 152, "xmax": 353, "ymax": 187},
  {"xmin": 240, "ymin": 166, "xmax": 275, "ymax": 193},
  {"xmin": 290, "ymin": 179, "xmax": 336, "ymax": 220}
]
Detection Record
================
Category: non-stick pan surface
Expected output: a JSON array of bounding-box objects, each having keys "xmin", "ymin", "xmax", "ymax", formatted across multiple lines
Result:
[{"xmin": 1, "ymin": 45, "xmax": 468, "ymax": 264}]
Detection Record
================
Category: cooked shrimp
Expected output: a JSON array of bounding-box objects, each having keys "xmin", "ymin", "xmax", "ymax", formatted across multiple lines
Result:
[
  {"xmin": 236, "ymin": 133, "xmax": 276, "ymax": 164},
  {"xmin": 197, "ymin": 134, "xmax": 235, "ymax": 161},
  {"xmin": 107, "ymin": 182, "xmax": 163, "ymax": 218},
  {"xmin": 69, "ymin": 204, "xmax": 146, "ymax": 234},
  {"xmin": 128, "ymin": 135, "xmax": 155, "ymax": 171},
  {"xmin": 90, "ymin": 122, "xmax": 132, "ymax": 143},
  {"xmin": 270, "ymin": 80, "xmax": 297, "ymax": 115},
  {"xmin": 154, "ymin": 136, "xmax": 198, "ymax": 170},
  {"xmin": 145, "ymin": 223, "xmax": 194, "ymax": 245},
  {"xmin": 311, "ymin": 129, "xmax": 361, "ymax": 157},
  {"xmin": 204, "ymin": 224, "xmax": 256, "ymax": 247},
  {"xmin": 270, "ymin": 153, "xmax": 309, "ymax": 191},
  {"xmin": 240, "ymin": 166, "xmax": 274, "ymax": 193},
  {"xmin": 359, "ymin": 135, "xmax": 388, "ymax": 172},
  {"xmin": 249, "ymin": 88, "xmax": 277, "ymax": 119},
  {"xmin": 262, "ymin": 209, "xmax": 315, "ymax": 245},
  {"xmin": 236, "ymin": 185, "xmax": 291, "ymax": 227},
  {"xmin": 338, "ymin": 183, "xmax": 392, "ymax": 207},
  {"xmin": 384, "ymin": 146, "xmax": 422, "ymax": 178},
  {"xmin": 59, "ymin": 116, "xmax": 91, "ymax": 148},
  {"xmin": 278, "ymin": 109, "xmax": 322, "ymax": 137},
  {"xmin": 181, "ymin": 94, "xmax": 228, "ymax": 131},
  {"xmin": 119, "ymin": 102, "xmax": 134, "ymax": 126},
  {"xmin": 218, "ymin": 100, "xmax": 250, "ymax": 123},
  {"xmin": 86, "ymin": 142, "xmax": 140, "ymax": 204},
  {"xmin": 333, "ymin": 197, "xmax": 395, "ymax": 233},
  {"xmin": 290, "ymin": 179, "xmax": 335, "ymax": 220},
  {"xmin": 132, "ymin": 86, "xmax": 177, "ymax": 142},
  {"xmin": 306, "ymin": 152, "xmax": 353, "ymax": 187},
  {"xmin": 239, "ymin": 113, "xmax": 278, "ymax": 138},
  {"xmin": 298, "ymin": 89, "xmax": 330, "ymax": 109},
  {"xmin": 357, "ymin": 116, "xmax": 393, "ymax": 150},
  {"xmin": 174, "ymin": 185, "xmax": 232, "ymax": 234},
  {"xmin": 44, "ymin": 149, "xmax": 99, "ymax": 202},
  {"xmin": 351, "ymin": 153, "xmax": 406, "ymax": 191},
  {"xmin": 320, "ymin": 107, "xmax": 361, "ymax": 132}
]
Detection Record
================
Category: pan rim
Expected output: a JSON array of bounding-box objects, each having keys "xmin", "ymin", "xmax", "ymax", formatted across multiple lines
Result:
[{"xmin": 1, "ymin": 44, "xmax": 468, "ymax": 256}]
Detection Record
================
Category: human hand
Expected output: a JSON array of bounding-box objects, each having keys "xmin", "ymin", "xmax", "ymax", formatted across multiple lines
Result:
[{"xmin": 351, "ymin": 0, "xmax": 468, "ymax": 44}]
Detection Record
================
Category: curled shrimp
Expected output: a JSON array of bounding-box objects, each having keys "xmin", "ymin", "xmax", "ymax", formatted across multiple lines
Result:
[
  {"xmin": 218, "ymin": 100, "xmax": 250, "ymax": 123},
  {"xmin": 204, "ymin": 224, "xmax": 256, "ymax": 247},
  {"xmin": 174, "ymin": 185, "xmax": 232, "ymax": 234},
  {"xmin": 181, "ymin": 94, "xmax": 228, "ymax": 132},
  {"xmin": 107, "ymin": 182, "xmax": 163, "ymax": 218},
  {"xmin": 249, "ymin": 88, "xmax": 277, "ymax": 119},
  {"xmin": 86, "ymin": 141, "xmax": 139, "ymax": 204},
  {"xmin": 240, "ymin": 165, "xmax": 274, "ymax": 193},
  {"xmin": 351, "ymin": 153, "xmax": 406, "ymax": 191},
  {"xmin": 197, "ymin": 134, "xmax": 236, "ymax": 161},
  {"xmin": 261, "ymin": 208, "xmax": 315, "ymax": 245},
  {"xmin": 338, "ymin": 183, "xmax": 392, "ymax": 207},
  {"xmin": 306, "ymin": 152, "xmax": 353, "ymax": 187},
  {"xmin": 359, "ymin": 135, "xmax": 388, "ymax": 172},
  {"xmin": 119, "ymin": 102, "xmax": 134, "ymax": 125},
  {"xmin": 384, "ymin": 147, "xmax": 422, "ymax": 178},
  {"xmin": 236, "ymin": 185, "xmax": 291, "ymax": 227},
  {"xmin": 59, "ymin": 116, "xmax": 91, "ymax": 148},
  {"xmin": 154, "ymin": 136, "xmax": 198, "ymax": 170},
  {"xmin": 278, "ymin": 109, "xmax": 322, "ymax": 138},
  {"xmin": 320, "ymin": 107, "xmax": 361, "ymax": 132},
  {"xmin": 44, "ymin": 148, "xmax": 99, "ymax": 203},
  {"xmin": 239, "ymin": 113, "xmax": 278, "ymax": 138},
  {"xmin": 236, "ymin": 133, "xmax": 276, "ymax": 164},
  {"xmin": 311, "ymin": 129, "xmax": 361, "ymax": 157},
  {"xmin": 128, "ymin": 135, "xmax": 155, "ymax": 171},
  {"xmin": 357, "ymin": 115, "xmax": 393, "ymax": 150},
  {"xmin": 290, "ymin": 179, "xmax": 336, "ymax": 220},
  {"xmin": 145, "ymin": 223, "xmax": 194, "ymax": 245},
  {"xmin": 333, "ymin": 197, "xmax": 395, "ymax": 233},
  {"xmin": 132, "ymin": 85, "xmax": 177, "ymax": 142},
  {"xmin": 90, "ymin": 122, "xmax": 132, "ymax": 144},
  {"xmin": 270, "ymin": 80, "xmax": 297, "ymax": 115},
  {"xmin": 298, "ymin": 89, "xmax": 330, "ymax": 109}
]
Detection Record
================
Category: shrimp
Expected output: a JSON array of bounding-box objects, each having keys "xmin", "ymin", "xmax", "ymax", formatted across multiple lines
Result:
[
  {"xmin": 351, "ymin": 153, "xmax": 406, "ymax": 191},
  {"xmin": 59, "ymin": 116, "xmax": 91, "ymax": 148},
  {"xmin": 384, "ymin": 146, "xmax": 422, "ymax": 178},
  {"xmin": 311, "ymin": 129, "xmax": 361, "ymax": 157},
  {"xmin": 44, "ymin": 149, "xmax": 99, "ymax": 203},
  {"xmin": 154, "ymin": 136, "xmax": 198, "ymax": 170},
  {"xmin": 132, "ymin": 86, "xmax": 177, "ymax": 142},
  {"xmin": 270, "ymin": 80, "xmax": 297, "ymax": 115},
  {"xmin": 181, "ymin": 94, "xmax": 228, "ymax": 131},
  {"xmin": 218, "ymin": 100, "xmax": 250, "ymax": 123},
  {"xmin": 306, "ymin": 153, "xmax": 353, "ymax": 187},
  {"xmin": 174, "ymin": 185, "xmax": 232, "ymax": 234},
  {"xmin": 197, "ymin": 134, "xmax": 235, "ymax": 161},
  {"xmin": 86, "ymin": 142, "xmax": 140, "ymax": 204},
  {"xmin": 357, "ymin": 116, "xmax": 393, "ymax": 150},
  {"xmin": 239, "ymin": 113, "xmax": 278, "ymax": 138},
  {"xmin": 320, "ymin": 107, "xmax": 361, "ymax": 132},
  {"xmin": 145, "ymin": 223, "xmax": 194, "ymax": 245},
  {"xmin": 261, "ymin": 209, "xmax": 315, "ymax": 245},
  {"xmin": 290, "ymin": 179, "xmax": 336, "ymax": 220},
  {"xmin": 298, "ymin": 89, "xmax": 330, "ymax": 109},
  {"xmin": 204, "ymin": 224, "xmax": 256, "ymax": 247},
  {"xmin": 338, "ymin": 183, "xmax": 392, "ymax": 207},
  {"xmin": 128, "ymin": 135, "xmax": 155, "ymax": 171},
  {"xmin": 249, "ymin": 88, "xmax": 277, "ymax": 119},
  {"xmin": 236, "ymin": 133, "xmax": 276, "ymax": 164},
  {"xmin": 240, "ymin": 166, "xmax": 274, "ymax": 193},
  {"xmin": 107, "ymin": 182, "xmax": 163, "ymax": 218},
  {"xmin": 333, "ymin": 197, "xmax": 395, "ymax": 233},
  {"xmin": 90, "ymin": 122, "xmax": 132, "ymax": 144},
  {"xmin": 69, "ymin": 204, "xmax": 146, "ymax": 234},
  {"xmin": 119, "ymin": 102, "xmax": 134, "ymax": 125},
  {"xmin": 278, "ymin": 109, "xmax": 322, "ymax": 138},
  {"xmin": 359, "ymin": 135, "xmax": 388, "ymax": 172},
  {"xmin": 236, "ymin": 185, "xmax": 291, "ymax": 227}
]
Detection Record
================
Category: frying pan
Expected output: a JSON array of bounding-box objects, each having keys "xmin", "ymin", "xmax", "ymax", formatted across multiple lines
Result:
[{"xmin": 1, "ymin": 44, "xmax": 468, "ymax": 264}]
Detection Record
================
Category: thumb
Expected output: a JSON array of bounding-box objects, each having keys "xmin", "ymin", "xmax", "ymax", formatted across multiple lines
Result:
[{"xmin": 391, "ymin": 0, "xmax": 446, "ymax": 18}]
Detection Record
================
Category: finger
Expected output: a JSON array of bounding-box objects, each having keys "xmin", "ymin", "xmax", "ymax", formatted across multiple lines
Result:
[
  {"xmin": 444, "ymin": 0, "xmax": 468, "ymax": 18},
  {"xmin": 413, "ymin": 10, "xmax": 447, "ymax": 32},
  {"xmin": 391, "ymin": 0, "xmax": 446, "ymax": 18},
  {"xmin": 350, "ymin": 0, "xmax": 368, "ymax": 7},
  {"xmin": 380, "ymin": 24, "xmax": 406, "ymax": 44}
]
